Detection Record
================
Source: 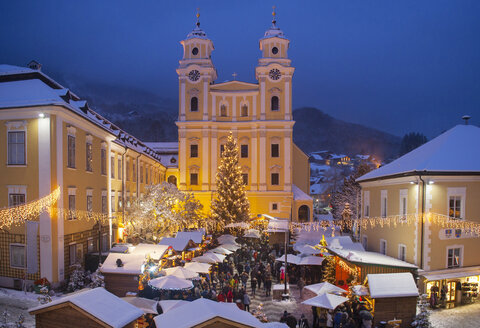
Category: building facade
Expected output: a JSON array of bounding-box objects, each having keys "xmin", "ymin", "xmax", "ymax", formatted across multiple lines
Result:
[
  {"xmin": 176, "ymin": 16, "xmax": 312, "ymax": 221},
  {"xmin": 0, "ymin": 64, "xmax": 166, "ymax": 287},
  {"xmin": 357, "ymin": 124, "xmax": 480, "ymax": 304}
]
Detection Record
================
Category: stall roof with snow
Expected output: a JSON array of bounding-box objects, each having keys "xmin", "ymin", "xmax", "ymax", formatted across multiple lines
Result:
[
  {"xmin": 153, "ymin": 297, "xmax": 284, "ymax": 328},
  {"xmin": 29, "ymin": 288, "xmax": 143, "ymax": 328},
  {"xmin": 101, "ymin": 244, "xmax": 169, "ymax": 274},
  {"xmin": 367, "ymin": 273, "xmax": 419, "ymax": 298},
  {"xmin": 328, "ymin": 248, "xmax": 417, "ymax": 269},
  {"xmin": 176, "ymin": 230, "xmax": 204, "ymax": 244},
  {"xmin": 158, "ymin": 236, "xmax": 195, "ymax": 252},
  {"xmin": 357, "ymin": 124, "xmax": 480, "ymax": 182}
]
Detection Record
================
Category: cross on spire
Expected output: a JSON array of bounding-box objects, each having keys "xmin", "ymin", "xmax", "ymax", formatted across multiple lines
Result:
[
  {"xmin": 272, "ymin": 5, "xmax": 277, "ymax": 25},
  {"xmin": 232, "ymin": 72, "xmax": 237, "ymax": 81},
  {"xmin": 196, "ymin": 8, "xmax": 200, "ymax": 27}
]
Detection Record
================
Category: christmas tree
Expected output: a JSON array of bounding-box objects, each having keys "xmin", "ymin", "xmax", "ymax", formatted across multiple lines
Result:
[
  {"xmin": 211, "ymin": 132, "xmax": 250, "ymax": 224},
  {"xmin": 322, "ymin": 256, "xmax": 336, "ymax": 284},
  {"xmin": 411, "ymin": 294, "xmax": 432, "ymax": 328}
]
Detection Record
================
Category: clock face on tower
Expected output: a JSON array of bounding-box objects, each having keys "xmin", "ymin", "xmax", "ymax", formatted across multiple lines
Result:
[
  {"xmin": 269, "ymin": 68, "xmax": 281, "ymax": 81},
  {"xmin": 188, "ymin": 70, "xmax": 200, "ymax": 82}
]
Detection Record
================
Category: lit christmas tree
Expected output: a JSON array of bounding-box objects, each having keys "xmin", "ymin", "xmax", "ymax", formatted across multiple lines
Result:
[
  {"xmin": 322, "ymin": 255, "xmax": 336, "ymax": 284},
  {"xmin": 211, "ymin": 132, "xmax": 250, "ymax": 224}
]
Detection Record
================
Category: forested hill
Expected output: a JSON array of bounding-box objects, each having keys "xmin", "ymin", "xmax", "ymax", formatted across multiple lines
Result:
[{"xmin": 293, "ymin": 107, "xmax": 401, "ymax": 160}]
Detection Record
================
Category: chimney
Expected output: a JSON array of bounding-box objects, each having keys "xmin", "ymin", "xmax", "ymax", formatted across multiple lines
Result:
[
  {"xmin": 27, "ymin": 60, "xmax": 42, "ymax": 71},
  {"xmin": 462, "ymin": 115, "xmax": 471, "ymax": 125}
]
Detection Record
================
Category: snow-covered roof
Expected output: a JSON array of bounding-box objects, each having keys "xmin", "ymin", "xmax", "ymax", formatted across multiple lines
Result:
[
  {"xmin": 144, "ymin": 142, "xmax": 178, "ymax": 153},
  {"xmin": 0, "ymin": 64, "xmax": 164, "ymax": 164},
  {"xmin": 101, "ymin": 243, "xmax": 168, "ymax": 274},
  {"xmin": 310, "ymin": 163, "xmax": 330, "ymax": 172},
  {"xmin": 176, "ymin": 230, "xmax": 204, "ymax": 244},
  {"xmin": 310, "ymin": 183, "xmax": 330, "ymax": 195},
  {"xmin": 310, "ymin": 154, "xmax": 324, "ymax": 161},
  {"xmin": 329, "ymin": 248, "xmax": 417, "ymax": 269},
  {"xmin": 158, "ymin": 236, "xmax": 193, "ymax": 252},
  {"xmin": 292, "ymin": 184, "xmax": 312, "ymax": 201},
  {"xmin": 262, "ymin": 21, "xmax": 287, "ymax": 40},
  {"xmin": 358, "ymin": 125, "xmax": 480, "ymax": 182},
  {"xmin": 29, "ymin": 288, "xmax": 143, "ymax": 328},
  {"xmin": 421, "ymin": 265, "xmax": 480, "ymax": 281},
  {"xmin": 153, "ymin": 297, "xmax": 275, "ymax": 328},
  {"xmin": 367, "ymin": 273, "xmax": 419, "ymax": 298},
  {"xmin": 327, "ymin": 236, "xmax": 365, "ymax": 252},
  {"xmin": 186, "ymin": 26, "xmax": 208, "ymax": 40}
]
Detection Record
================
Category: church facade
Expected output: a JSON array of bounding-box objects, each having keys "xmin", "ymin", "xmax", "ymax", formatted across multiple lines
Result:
[{"xmin": 175, "ymin": 15, "xmax": 312, "ymax": 221}]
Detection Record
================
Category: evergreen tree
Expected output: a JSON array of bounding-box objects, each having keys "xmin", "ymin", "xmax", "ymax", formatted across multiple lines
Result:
[
  {"xmin": 399, "ymin": 132, "xmax": 427, "ymax": 156},
  {"xmin": 67, "ymin": 263, "xmax": 86, "ymax": 292},
  {"xmin": 322, "ymin": 256, "xmax": 336, "ymax": 284},
  {"xmin": 411, "ymin": 294, "xmax": 432, "ymax": 328},
  {"xmin": 211, "ymin": 132, "xmax": 250, "ymax": 224}
]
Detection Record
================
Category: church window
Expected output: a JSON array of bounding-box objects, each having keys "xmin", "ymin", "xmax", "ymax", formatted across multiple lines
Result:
[
  {"xmin": 241, "ymin": 144, "xmax": 248, "ymax": 158},
  {"xmin": 220, "ymin": 104, "xmax": 227, "ymax": 117},
  {"xmin": 271, "ymin": 173, "xmax": 279, "ymax": 186},
  {"xmin": 271, "ymin": 143, "xmax": 279, "ymax": 157},
  {"xmin": 271, "ymin": 96, "xmax": 279, "ymax": 111},
  {"xmin": 220, "ymin": 144, "xmax": 225, "ymax": 156},
  {"xmin": 242, "ymin": 173, "xmax": 248, "ymax": 185},
  {"xmin": 272, "ymin": 47, "xmax": 279, "ymax": 55},
  {"xmin": 192, "ymin": 47, "xmax": 199, "ymax": 56},
  {"xmin": 241, "ymin": 104, "xmax": 248, "ymax": 117},
  {"xmin": 190, "ymin": 173, "xmax": 198, "ymax": 185},
  {"xmin": 190, "ymin": 144, "xmax": 198, "ymax": 158},
  {"xmin": 190, "ymin": 97, "xmax": 198, "ymax": 112}
]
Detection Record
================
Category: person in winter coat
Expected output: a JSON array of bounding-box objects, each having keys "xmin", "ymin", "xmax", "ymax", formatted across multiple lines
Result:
[
  {"xmin": 251, "ymin": 276, "xmax": 257, "ymax": 296},
  {"xmin": 326, "ymin": 310, "xmax": 333, "ymax": 328},
  {"xmin": 217, "ymin": 292, "xmax": 225, "ymax": 302},
  {"xmin": 243, "ymin": 292, "xmax": 251, "ymax": 312},
  {"xmin": 226, "ymin": 288, "xmax": 233, "ymax": 302},
  {"xmin": 298, "ymin": 314, "xmax": 309, "ymax": 328}
]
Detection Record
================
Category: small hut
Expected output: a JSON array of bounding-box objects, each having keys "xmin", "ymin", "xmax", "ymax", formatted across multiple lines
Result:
[
  {"xmin": 101, "ymin": 244, "xmax": 169, "ymax": 297},
  {"xmin": 29, "ymin": 288, "xmax": 143, "ymax": 328},
  {"xmin": 367, "ymin": 273, "xmax": 419, "ymax": 328}
]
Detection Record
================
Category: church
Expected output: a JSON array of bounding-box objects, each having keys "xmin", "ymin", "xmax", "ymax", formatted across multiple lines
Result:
[{"xmin": 168, "ymin": 12, "xmax": 313, "ymax": 221}]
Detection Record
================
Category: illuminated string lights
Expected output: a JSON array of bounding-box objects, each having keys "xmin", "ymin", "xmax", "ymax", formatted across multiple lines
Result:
[{"xmin": 0, "ymin": 187, "xmax": 60, "ymax": 229}]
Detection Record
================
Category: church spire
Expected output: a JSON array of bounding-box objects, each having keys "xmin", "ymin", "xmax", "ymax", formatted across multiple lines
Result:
[
  {"xmin": 196, "ymin": 8, "xmax": 200, "ymax": 28},
  {"xmin": 262, "ymin": 6, "xmax": 286, "ymax": 39},
  {"xmin": 186, "ymin": 8, "xmax": 208, "ymax": 39},
  {"xmin": 272, "ymin": 5, "xmax": 277, "ymax": 26}
]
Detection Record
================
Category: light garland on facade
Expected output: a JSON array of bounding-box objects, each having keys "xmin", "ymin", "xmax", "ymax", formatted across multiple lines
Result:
[
  {"xmin": 0, "ymin": 187, "xmax": 61, "ymax": 229},
  {"xmin": 337, "ymin": 258, "xmax": 360, "ymax": 278}
]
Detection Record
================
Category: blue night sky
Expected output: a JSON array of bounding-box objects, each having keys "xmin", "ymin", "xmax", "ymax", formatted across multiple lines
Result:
[{"xmin": 1, "ymin": 0, "xmax": 479, "ymax": 138}]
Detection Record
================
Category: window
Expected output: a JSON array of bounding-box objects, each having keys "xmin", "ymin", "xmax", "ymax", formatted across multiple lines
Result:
[
  {"xmin": 145, "ymin": 166, "xmax": 149, "ymax": 184},
  {"xmin": 87, "ymin": 239, "xmax": 96, "ymax": 253},
  {"xmin": 126, "ymin": 159, "xmax": 130, "ymax": 181},
  {"xmin": 102, "ymin": 195, "xmax": 107, "ymax": 214},
  {"xmin": 271, "ymin": 96, "xmax": 279, "ymax": 111},
  {"xmin": 363, "ymin": 191, "xmax": 370, "ymax": 218},
  {"xmin": 220, "ymin": 104, "xmax": 227, "ymax": 117},
  {"xmin": 101, "ymin": 149, "xmax": 107, "ymax": 175},
  {"xmin": 67, "ymin": 135, "xmax": 76, "ymax": 168},
  {"xmin": 86, "ymin": 142, "xmax": 93, "ymax": 172},
  {"xmin": 111, "ymin": 156, "xmax": 115, "ymax": 178},
  {"xmin": 118, "ymin": 193, "xmax": 122, "ymax": 210},
  {"xmin": 447, "ymin": 247, "xmax": 462, "ymax": 268},
  {"xmin": 449, "ymin": 196, "xmax": 462, "ymax": 219},
  {"xmin": 190, "ymin": 173, "xmax": 198, "ymax": 185},
  {"xmin": 271, "ymin": 143, "xmax": 279, "ymax": 157},
  {"xmin": 140, "ymin": 165, "xmax": 144, "ymax": 183},
  {"xmin": 7, "ymin": 131, "xmax": 26, "ymax": 165},
  {"xmin": 271, "ymin": 173, "xmax": 279, "ymax": 185},
  {"xmin": 242, "ymin": 173, "xmax": 248, "ymax": 185},
  {"xmin": 362, "ymin": 235, "xmax": 368, "ymax": 251},
  {"xmin": 241, "ymin": 104, "xmax": 248, "ymax": 117},
  {"xmin": 190, "ymin": 97, "xmax": 198, "ymax": 112},
  {"xmin": 102, "ymin": 235, "xmax": 109, "ymax": 252},
  {"xmin": 241, "ymin": 144, "xmax": 248, "ymax": 158},
  {"xmin": 8, "ymin": 194, "xmax": 25, "ymax": 206},
  {"xmin": 68, "ymin": 195, "xmax": 76, "ymax": 220},
  {"xmin": 10, "ymin": 244, "xmax": 25, "ymax": 268},
  {"xmin": 220, "ymin": 144, "xmax": 225, "ymax": 157},
  {"xmin": 380, "ymin": 239, "xmax": 387, "ymax": 255},
  {"xmin": 117, "ymin": 159, "xmax": 122, "ymax": 180},
  {"xmin": 168, "ymin": 175, "xmax": 177, "ymax": 186},
  {"xmin": 399, "ymin": 189, "xmax": 407, "ymax": 221},
  {"xmin": 190, "ymin": 144, "xmax": 198, "ymax": 158},
  {"xmin": 111, "ymin": 194, "xmax": 115, "ymax": 212},
  {"xmin": 132, "ymin": 162, "xmax": 136, "ymax": 182},
  {"xmin": 69, "ymin": 243, "xmax": 83, "ymax": 265},
  {"xmin": 86, "ymin": 195, "xmax": 93, "ymax": 212},
  {"xmin": 381, "ymin": 190, "xmax": 387, "ymax": 218},
  {"xmin": 272, "ymin": 203, "xmax": 278, "ymax": 211},
  {"xmin": 398, "ymin": 244, "xmax": 406, "ymax": 261}
]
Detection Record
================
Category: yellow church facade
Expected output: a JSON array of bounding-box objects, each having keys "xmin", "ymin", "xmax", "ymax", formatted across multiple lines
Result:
[{"xmin": 176, "ymin": 16, "xmax": 312, "ymax": 222}]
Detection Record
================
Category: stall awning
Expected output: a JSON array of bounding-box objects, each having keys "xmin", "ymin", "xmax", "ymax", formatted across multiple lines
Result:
[{"xmin": 422, "ymin": 265, "xmax": 480, "ymax": 281}]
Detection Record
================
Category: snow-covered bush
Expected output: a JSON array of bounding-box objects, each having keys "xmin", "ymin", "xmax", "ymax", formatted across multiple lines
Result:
[
  {"xmin": 411, "ymin": 294, "xmax": 432, "ymax": 328},
  {"xmin": 87, "ymin": 266, "xmax": 105, "ymax": 288},
  {"xmin": 67, "ymin": 263, "xmax": 86, "ymax": 292}
]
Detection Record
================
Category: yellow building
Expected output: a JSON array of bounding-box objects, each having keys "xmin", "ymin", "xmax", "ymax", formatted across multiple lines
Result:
[
  {"xmin": 0, "ymin": 63, "xmax": 166, "ymax": 287},
  {"xmin": 357, "ymin": 124, "xmax": 480, "ymax": 303},
  {"xmin": 175, "ymin": 15, "xmax": 312, "ymax": 221}
]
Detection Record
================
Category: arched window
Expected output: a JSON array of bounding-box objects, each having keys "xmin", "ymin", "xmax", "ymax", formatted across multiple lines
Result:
[
  {"xmin": 271, "ymin": 96, "xmax": 279, "ymax": 111},
  {"xmin": 220, "ymin": 104, "xmax": 227, "ymax": 117},
  {"xmin": 190, "ymin": 97, "xmax": 198, "ymax": 112},
  {"xmin": 298, "ymin": 205, "xmax": 310, "ymax": 222},
  {"xmin": 241, "ymin": 104, "xmax": 248, "ymax": 117},
  {"xmin": 167, "ymin": 175, "xmax": 177, "ymax": 186}
]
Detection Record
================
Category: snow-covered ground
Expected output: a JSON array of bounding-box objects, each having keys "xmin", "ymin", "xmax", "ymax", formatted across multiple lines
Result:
[
  {"xmin": 0, "ymin": 288, "xmax": 41, "ymax": 327},
  {"xmin": 430, "ymin": 302, "xmax": 480, "ymax": 328}
]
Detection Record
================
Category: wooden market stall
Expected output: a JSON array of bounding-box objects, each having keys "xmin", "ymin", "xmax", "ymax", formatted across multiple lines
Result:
[
  {"xmin": 366, "ymin": 273, "xmax": 419, "ymax": 328},
  {"xmin": 101, "ymin": 244, "xmax": 169, "ymax": 297},
  {"xmin": 29, "ymin": 288, "xmax": 143, "ymax": 328},
  {"xmin": 158, "ymin": 236, "xmax": 198, "ymax": 261},
  {"xmin": 327, "ymin": 247, "xmax": 418, "ymax": 284}
]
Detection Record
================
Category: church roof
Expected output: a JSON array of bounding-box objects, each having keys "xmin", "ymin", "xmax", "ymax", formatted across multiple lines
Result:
[
  {"xmin": 262, "ymin": 22, "xmax": 286, "ymax": 40},
  {"xmin": 357, "ymin": 124, "xmax": 480, "ymax": 182}
]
